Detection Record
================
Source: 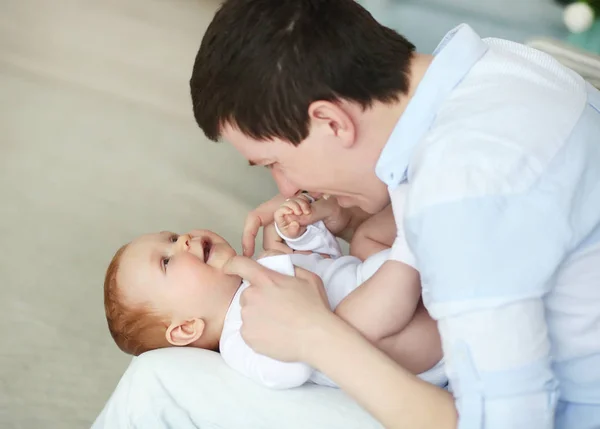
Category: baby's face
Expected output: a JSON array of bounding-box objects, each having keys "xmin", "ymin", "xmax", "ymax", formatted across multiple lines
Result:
[{"xmin": 118, "ymin": 230, "xmax": 241, "ymax": 324}]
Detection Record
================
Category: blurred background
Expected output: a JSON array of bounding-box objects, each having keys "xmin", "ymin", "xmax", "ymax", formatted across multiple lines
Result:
[
  {"xmin": 1, "ymin": 1, "xmax": 598, "ymax": 428},
  {"xmin": 360, "ymin": 0, "xmax": 568, "ymax": 52}
]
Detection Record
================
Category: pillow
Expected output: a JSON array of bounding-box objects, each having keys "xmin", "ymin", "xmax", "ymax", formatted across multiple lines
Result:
[{"xmin": 92, "ymin": 347, "xmax": 382, "ymax": 429}]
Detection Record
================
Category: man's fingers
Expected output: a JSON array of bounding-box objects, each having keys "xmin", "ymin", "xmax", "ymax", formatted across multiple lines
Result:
[{"xmin": 224, "ymin": 255, "xmax": 272, "ymax": 286}]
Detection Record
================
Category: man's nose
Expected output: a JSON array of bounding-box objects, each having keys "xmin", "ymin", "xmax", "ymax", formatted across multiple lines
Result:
[
  {"xmin": 271, "ymin": 169, "xmax": 300, "ymax": 198},
  {"xmin": 176, "ymin": 234, "xmax": 191, "ymax": 251}
]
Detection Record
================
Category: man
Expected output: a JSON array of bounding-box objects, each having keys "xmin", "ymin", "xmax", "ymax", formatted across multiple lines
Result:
[{"xmin": 188, "ymin": 1, "xmax": 600, "ymax": 428}]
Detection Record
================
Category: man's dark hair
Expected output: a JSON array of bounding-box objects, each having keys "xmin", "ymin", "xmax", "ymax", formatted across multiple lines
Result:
[{"xmin": 190, "ymin": 0, "xmax": 415, "ymax": 145}]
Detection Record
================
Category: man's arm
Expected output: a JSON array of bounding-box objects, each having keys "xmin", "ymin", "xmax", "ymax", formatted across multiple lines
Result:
[{"xmin": 309, "ymin": 312, "xmax": 457, "ymax": 429}]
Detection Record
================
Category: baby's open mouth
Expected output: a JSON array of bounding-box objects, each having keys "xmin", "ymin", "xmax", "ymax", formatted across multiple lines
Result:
[{"xmin": 201, "ymin": 238, "xmax": 212, "ymax": 263}]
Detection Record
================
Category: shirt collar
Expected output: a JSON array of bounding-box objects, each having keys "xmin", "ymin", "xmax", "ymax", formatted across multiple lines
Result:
[{"xmin": 375, "ymin": 24, "xmax": 489, "ymax": 188}]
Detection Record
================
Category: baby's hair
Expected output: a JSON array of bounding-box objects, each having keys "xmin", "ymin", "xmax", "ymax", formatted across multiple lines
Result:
[{"xmin": 103, "ymin": 244, "xmax": 171, "ymax": 356}]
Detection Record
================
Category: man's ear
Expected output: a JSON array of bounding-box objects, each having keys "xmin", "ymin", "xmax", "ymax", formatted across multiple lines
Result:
[
  {"xmin": 165, "ymin": 318, "xmax": 205, "ymax": 347},
  {"xmin": 308, "ymin": 101, "xmax": 356, "ymax": 148}
]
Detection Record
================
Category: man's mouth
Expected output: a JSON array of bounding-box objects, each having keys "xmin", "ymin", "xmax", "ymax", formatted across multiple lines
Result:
[{"xmin": 201, "ymin": 238, "xmax": 212, "ymax": 263}]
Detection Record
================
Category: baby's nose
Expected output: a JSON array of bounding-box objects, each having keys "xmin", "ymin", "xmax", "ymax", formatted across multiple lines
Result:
[{"xmin": 176, "ymin": 234, "xmax": 191, "ymax": 251}]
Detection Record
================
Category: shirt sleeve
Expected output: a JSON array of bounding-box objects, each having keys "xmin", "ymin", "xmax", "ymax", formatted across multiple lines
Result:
[
  {"xmin": 406, "ymin": 169, "xmax": 570, "ymax": 428},
  {"xmin": 220, "ymin": 255, "xmax": 313, "ymax": 389},
  {"xmin": 276, "ymin": 220, "xmax": 342, "ymax": 258}
]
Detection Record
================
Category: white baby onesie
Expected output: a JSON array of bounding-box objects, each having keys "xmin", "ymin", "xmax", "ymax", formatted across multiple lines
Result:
[{"xmin": 219, "ymin": 221, "xmax": 446, "ymax": 389}]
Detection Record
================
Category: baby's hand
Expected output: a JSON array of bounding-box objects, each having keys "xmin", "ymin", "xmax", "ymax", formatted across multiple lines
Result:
[{"xmin": 275, "ymin": 194, "xmax": 313, "ymax": 239}]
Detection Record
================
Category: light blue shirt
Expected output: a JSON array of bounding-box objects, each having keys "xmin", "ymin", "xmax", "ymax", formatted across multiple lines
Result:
[{"xmin": 376, "ymin": 24, "xmax": 600, "ymax": 429}]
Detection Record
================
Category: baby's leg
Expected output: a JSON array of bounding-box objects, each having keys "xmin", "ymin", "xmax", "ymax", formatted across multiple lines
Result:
[
  {"xmin": 347, "ymin": 205, "xmax": 442, "ymax": 375},
  {"xmin": 350, "ymin": 204, "xmax": 395, "ymax": 261},
  {"xmin": 376, "ymin": 302, "xmax": 443, "ymax": 375}
]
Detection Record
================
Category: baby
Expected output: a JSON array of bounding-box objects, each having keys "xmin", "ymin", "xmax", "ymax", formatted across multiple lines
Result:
[{"xmin": 104, "ymin": 195, "xmax": 445, "ymax": 389}]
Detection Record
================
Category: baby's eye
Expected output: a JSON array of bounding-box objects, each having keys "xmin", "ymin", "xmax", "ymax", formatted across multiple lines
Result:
[
  {"xmin": 162, "ymin": 257, "xmax": 170, "ymax": 269},
  {"xmin": 169, "ymin": 235, "xmax": 178, "ymax": 243}
]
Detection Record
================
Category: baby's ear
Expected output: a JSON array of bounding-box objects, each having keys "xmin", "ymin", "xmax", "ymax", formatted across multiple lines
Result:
[{"xmin": 166, "ymin": 318, "xmax": 205, "ymax": 346}]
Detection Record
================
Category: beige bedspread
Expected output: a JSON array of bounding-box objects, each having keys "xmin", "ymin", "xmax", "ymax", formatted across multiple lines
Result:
[{"xmin": 0, "ymin": 1, "xmax": 279, "ymax": 427}]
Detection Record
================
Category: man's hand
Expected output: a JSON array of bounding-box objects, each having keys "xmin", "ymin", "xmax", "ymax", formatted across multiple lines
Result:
[{"xmin": 224, "ymin": 255, "xmax": 332, "ymax": 363}]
